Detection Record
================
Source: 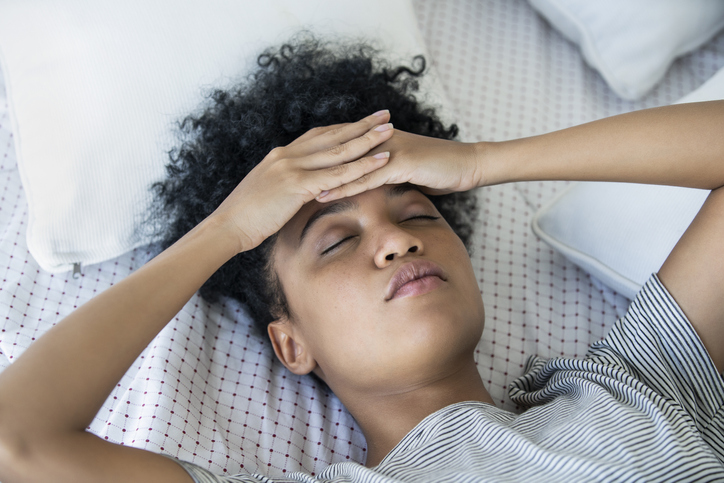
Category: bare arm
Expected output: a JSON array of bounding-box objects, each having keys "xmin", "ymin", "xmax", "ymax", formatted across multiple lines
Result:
[
  {"xmin": 0, "ymin": 112, "xmax": 393, "ymax": 483},
  {"xmin": 322, "ymin": 100, "xmax": 724, "ymax": 370},
  {"xmin": 485, "ymin": 100, "xmax": 724, "ymax": 371},
  {"xmin": 488, "ymin": 100, "xmax": 724, "ymax": 372},
  {"xmin": 481, "ymin": 100, "xmax": 724, "ymax": 190},
  {"xmin": 320, "ymin": 100, "xmax": 724, "ymax": 198},
  {"xmin": 657, "ymin": 188, "xmax": 724, "ymax": 372},
  {"xmin": 0, "ymin": 220, "xmax": 236, "ymax": 482}
]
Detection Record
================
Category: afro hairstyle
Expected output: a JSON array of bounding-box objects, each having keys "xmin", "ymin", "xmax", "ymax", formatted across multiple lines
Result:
[{"xmin": 148, "ymin": 35, "xmax": 478, "ymax": 333}]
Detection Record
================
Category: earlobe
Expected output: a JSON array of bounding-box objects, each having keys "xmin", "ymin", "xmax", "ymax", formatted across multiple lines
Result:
[{"xmin": 268, "ymin": 318, "xmax": 317, "ymax": 376}]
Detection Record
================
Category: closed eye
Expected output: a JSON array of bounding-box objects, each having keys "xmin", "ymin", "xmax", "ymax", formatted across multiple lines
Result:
[
  {"xmin": 403, "ymin": 215, "xmax": 440, "ymax": 222},
  {"xmin": 321, "ymin": 235, "xmax": 356, "ymax": 255},
  {"xmin": 320, "ymin": 216, "xmax": 438, "ymax": 255}
]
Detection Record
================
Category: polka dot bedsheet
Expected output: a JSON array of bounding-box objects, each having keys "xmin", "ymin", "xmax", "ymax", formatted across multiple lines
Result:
[{"xmin": 1, "ymin": 0, "xmax": 723, "ymax": 477}]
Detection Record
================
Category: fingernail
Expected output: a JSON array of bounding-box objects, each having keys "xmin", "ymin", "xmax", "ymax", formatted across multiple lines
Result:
[
  {"xmin": 317, "ymin": 190, "xmax": 329, "ymax": 200},
  {"xmin": 374, "ymin": 123, "xmax": 393, "ymax": 132},
  {"xmin": 373, "ymin": 109, "xmax": 389, "ymax": 117},
  {"xmin": 373, "ymin": 151, "xmax": 390, "ymax": 159}
]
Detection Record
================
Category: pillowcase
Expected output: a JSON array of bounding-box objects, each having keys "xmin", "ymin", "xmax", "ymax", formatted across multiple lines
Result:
[
  {"xmin": 531, "ymin": 66, "xmax": 724, "ymax": 299},
  {"xmin": 527, "ymin": 0, "xmax": 724, "ymax": 100},
  {"xmin": 0, "ymin": 0, "xmax": 451, "ymax": 273}
]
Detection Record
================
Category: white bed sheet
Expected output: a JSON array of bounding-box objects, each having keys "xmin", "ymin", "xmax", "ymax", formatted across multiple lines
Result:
[{"xmin": 1, "ymin": 0, "xmax": 723, "ymax": 477}]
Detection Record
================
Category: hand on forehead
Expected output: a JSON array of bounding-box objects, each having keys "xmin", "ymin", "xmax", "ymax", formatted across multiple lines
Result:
[{"xmin": 280, "ymin": 184, "xmax": 432, "ymax": 249}]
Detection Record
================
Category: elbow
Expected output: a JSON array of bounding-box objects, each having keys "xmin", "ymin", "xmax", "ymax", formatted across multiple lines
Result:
[{"xmin": 0, "ymin": 414, "xmax": 36, "ymax": 483}]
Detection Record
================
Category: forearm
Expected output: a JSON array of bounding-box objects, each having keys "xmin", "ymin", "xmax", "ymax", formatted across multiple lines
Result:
[
  {"xmin": 481, "ymin": 99, "xmax": 724, "ymax": 371},
  {"xmin": 482, "ymin": 100, "xmax": 724, "ymax": 189},
  {"xmin": 0, "ymin": 216, "xmax": 239, "ymax": 439},
  {"xmin": 0, "ymin": 111, "xmax": 392, "ymax": 483}
]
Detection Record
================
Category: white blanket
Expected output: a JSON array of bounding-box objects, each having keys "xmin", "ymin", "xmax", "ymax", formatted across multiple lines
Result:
[{"xmin": 1, "ymin": 0, "xmax": 723, "ymax": 476}]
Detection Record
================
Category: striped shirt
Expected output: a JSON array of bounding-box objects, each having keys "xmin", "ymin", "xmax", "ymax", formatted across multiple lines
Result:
[{"xmin": 173, "ymin": 274, "xmax": 724, "ymax": 482}]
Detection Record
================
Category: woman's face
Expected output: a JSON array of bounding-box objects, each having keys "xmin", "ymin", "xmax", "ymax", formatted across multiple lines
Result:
[{"xmin": 272, "ymin": 185, "xmax": 485, "ymax": 396}]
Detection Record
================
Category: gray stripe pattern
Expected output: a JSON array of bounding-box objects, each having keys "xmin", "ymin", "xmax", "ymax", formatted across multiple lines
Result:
[{"xmin": 174, "ymin": 274, "xmax": 724, "ymax": 482}]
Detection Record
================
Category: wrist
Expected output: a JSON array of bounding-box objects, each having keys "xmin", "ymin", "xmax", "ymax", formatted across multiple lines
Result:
[
  {"xmin": 189, "ymin": 214, "xmax": 246, "ymax": 260},
  {"xmin": 473, "ymin": 137, "xmax": 537, "ymax": 187},
  {"xmin": 472, "ymin": 141, "xmax": 506, "ymax": 187}
]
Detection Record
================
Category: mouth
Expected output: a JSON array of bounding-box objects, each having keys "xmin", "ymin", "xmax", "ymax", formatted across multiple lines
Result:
[{"xmin": 385, "ymin": 260, "xmax": 447, "ymax": 301}]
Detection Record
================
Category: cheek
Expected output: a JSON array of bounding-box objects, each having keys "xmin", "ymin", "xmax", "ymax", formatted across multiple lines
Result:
[
  {"xmin": 284, "ymin": 258, "xmax": 378, "ymax": 342},
  {"xmin": 284, "ymin": 262, "xmax": 398, "ymax": 379},
  {"xmin": 301, "ymin": 260, "xmax": 369, "ymax": 312},
  {"xmin": 278, "ymin": 228, "xmax": 485, "ymax": 390}
]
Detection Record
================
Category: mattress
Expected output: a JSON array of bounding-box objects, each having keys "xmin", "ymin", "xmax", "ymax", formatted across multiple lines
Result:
[{"xmin": 1, "ymin": 0, "xmax": 723, "ymax": 476}]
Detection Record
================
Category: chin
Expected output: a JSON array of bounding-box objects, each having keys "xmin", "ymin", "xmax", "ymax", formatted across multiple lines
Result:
[{"xmin": 401, "ymin": 297, "xmax": 483, "ymax": 349}]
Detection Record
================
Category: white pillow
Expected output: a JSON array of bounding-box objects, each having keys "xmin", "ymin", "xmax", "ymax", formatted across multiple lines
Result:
[
  {"xmin": 527, "ymin": 0, "xmax": 724, "ymax": 100},
  {"xmin": 532, "ymin": 67, "xmax": 724, "ymax": 299},
  {"xmin": 0, "ymin": 0, "xmax": 451, "ymax": 273}
]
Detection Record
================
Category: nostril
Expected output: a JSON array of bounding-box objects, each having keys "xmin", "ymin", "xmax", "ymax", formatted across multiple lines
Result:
[
  {"xmin": 385, "ymin": 254, "xmax": 394, "ymax": 261},
  {"xmin": 408, "ymin": 246, "xmax": 418, "ymax": 253}
]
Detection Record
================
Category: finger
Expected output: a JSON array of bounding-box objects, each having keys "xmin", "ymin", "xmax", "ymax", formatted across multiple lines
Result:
[
  {"xmin": 313, "ymin": 152, "xmax": 391, "ymax": 197},
  {"xmin": 302, "ymin": 122, "xmax": 394, "ymax": 170},
  {"xmin": 316, "ymin": 162, "xmax": 398, "ymax": 202},
  {"xmin": 294, "ymin": 110, "xmax": 391, "ymax": 156},
  {"xmin": 419, "ymin": 187, "xmax": 454, "ymax": 196},
  {"xmin": 287, "ymin": 122, "xmax": 350, "ymax": 147}
]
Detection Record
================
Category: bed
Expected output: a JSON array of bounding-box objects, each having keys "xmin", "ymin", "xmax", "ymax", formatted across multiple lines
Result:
[{"xmin": 1, "ymin": 0, "xmax": 723, "ymax": 477}]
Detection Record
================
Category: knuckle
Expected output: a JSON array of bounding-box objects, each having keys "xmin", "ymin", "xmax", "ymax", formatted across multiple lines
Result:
[
  {"xmin": 327, "ymin": 163, "xmax": 349, "ymax": 176},
  {"xmin": 327, "ymin": 143, "xmax": 347, "ymax": 156},
  {"xmin": 360, "ymin": 132, "xmax": 375, "ymax": 146},
  {"xmin": 307, "ymin": 126, "xmax": 325, "ymax": 136},
  {"xmin": 353, "ymin": 174, "xmax": 370, "ymax": 185},
  {"xmin": 356, "ymin": 155, "xmax": 374, "ymax": 170},
  {"xmin": 267, "ymin": 146, "xmax": 285, "ymax": 160},
  {"xmin": 325, "ymin": 127, "xmax": 345, "ymax": 138}
]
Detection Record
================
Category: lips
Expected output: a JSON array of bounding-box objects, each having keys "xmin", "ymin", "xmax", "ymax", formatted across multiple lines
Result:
[{"xmin": 385, "ymin": 260, "xmax": 447, "ymax": 301}]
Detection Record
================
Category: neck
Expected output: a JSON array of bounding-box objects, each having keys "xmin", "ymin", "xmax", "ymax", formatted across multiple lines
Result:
[{"xmin": 338, "ymin": 357, "xmax": 494, "ymax": 467}]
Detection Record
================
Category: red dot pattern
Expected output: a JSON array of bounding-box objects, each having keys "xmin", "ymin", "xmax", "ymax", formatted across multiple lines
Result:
[{"xmin": 1, "ymin": 0, "xmax": 723, "ymax": 477}]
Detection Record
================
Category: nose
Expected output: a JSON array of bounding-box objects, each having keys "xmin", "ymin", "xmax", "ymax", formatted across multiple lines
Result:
[{"xmin": 373, "ymin": 226, "xmax": 424, "ymax": 268}]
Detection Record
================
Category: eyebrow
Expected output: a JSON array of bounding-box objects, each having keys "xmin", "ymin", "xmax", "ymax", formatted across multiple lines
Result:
[{"xmin": 298, "ymin": 184, "xmax": 421, "ymax": 245}]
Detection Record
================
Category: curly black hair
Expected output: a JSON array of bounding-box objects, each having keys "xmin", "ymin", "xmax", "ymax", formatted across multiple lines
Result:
[{"xmin": 148, "ymin": 35, "xmax": 478, "ymax": 333}]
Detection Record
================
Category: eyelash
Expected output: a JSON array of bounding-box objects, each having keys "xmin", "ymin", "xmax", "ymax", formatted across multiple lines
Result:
[
  {"xmin": 320, "ymin": 215, "xmax": 440, "ymax": 255},
  {"xmin": 321, "ymin": 236, "xmax": 356, "ymax": 255},
  {"xmin": 406, "ymin": 215, "xmax": 440, "ymax": 222}
]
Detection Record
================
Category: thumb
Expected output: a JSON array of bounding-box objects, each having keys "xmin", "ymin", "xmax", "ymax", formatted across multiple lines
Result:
[{"xmin": 419, "ymin": 187, "xmax": 454, "ymax": 196}]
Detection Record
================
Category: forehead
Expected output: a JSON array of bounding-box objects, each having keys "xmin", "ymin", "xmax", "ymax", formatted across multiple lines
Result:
[
  {"xmin": 303, "ymin": 185, "xmax": 424, "ymax": 239},
  {"xmin": 279, "ymin": 184, "xmax": 427, "ymax": 246}
]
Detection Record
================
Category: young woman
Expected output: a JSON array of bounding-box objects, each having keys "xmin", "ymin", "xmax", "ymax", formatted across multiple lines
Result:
[{"xmin": 0, "ymin": 40, "xmax": 722, "ymax": 482}]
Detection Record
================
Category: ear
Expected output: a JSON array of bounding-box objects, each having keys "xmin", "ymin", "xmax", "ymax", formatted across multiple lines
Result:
[{"xmin": 268, "ymin": 318, "xmax": 317, "ymax": 376}]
